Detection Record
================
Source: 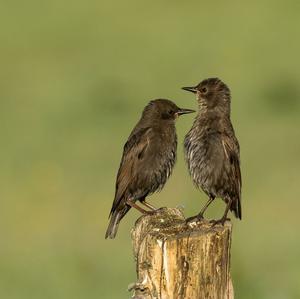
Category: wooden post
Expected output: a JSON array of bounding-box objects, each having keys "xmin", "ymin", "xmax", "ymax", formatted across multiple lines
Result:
[{"xmin": 129, "ymin": 207, "xmax": 234, "ymax": 299}]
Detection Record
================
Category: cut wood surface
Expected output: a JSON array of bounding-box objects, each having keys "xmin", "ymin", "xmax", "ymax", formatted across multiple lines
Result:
[{"xmin": 129, "ymin": 207, "xmax": 234, "ymax": 299}]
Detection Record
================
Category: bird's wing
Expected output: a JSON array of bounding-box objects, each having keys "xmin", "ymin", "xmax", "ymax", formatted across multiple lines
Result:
[
  {"xmin": 221, "ymin": 134, "xmax": 242, "ymax": 219},
  {"xmin": 109, "ymin": 127, "xmax": 152, "ymax": 216}
]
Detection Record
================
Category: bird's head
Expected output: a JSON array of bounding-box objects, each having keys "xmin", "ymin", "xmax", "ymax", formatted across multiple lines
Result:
[
  {"xmin": 182, "ymin": 78, "xmax": 231, "ymax": 113},
  {"xmin": 143, "ymin": 99, "xmax": 195, "ymax": 123}
]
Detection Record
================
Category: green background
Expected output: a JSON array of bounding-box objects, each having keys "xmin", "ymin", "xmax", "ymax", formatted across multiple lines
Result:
[{"xmin": 1, "ymin": 1, "xmax": 300, "ymax": 298}]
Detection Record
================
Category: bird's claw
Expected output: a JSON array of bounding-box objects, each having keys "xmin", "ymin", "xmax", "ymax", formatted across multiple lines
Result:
[
  {"xmin": 210, "ymin": 217, "xmax": 230, "ymax": 226},
  {"xmin": 145, "ymin": 207, "xmax": 166, "ymax": 215},
  {"xmin": 185, "ymin": 214, "xmax": 204, "ymax": 223}
]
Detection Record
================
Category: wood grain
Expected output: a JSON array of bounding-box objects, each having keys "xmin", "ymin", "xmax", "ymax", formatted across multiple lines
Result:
[{"xmin": 129, "ymin": 208, "xmax": 234, "ymax": 299}]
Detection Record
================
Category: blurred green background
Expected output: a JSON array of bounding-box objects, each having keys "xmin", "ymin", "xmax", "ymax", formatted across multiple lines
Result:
[{"xmin": 1, "ymin": 0, "xmax": 300, "ymax": 298}]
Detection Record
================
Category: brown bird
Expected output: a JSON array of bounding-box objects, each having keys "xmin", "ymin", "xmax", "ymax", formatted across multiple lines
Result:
[
  {"xmin": 105, "ymin": 99, "xmax": 195, "ymax": 239},
  {"xmin": 182, "ymin": 78, "xmax": 241, "ymax": 224}
]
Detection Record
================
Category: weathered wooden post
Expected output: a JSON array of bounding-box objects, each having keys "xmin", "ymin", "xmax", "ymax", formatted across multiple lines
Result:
[{"xmin": 129, "ymin": 207, "xmax": 234, "ymax": 299}]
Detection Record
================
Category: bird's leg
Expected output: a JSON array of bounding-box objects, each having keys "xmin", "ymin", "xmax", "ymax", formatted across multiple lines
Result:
[
  {"xmin": 126, "ymin": 199, "xmax": 149, "ymax": 214},
  {"xmin": 140, "ymin": 200, "xmax": 157, "ymax": 211},
  {"xmin": 186, "ymin": 196, "xmax": 215, "ymax": 223},
  {"xmin": 197, "ymin": 196, "xmax": 215, "ymax": 219},
  {"xmin": 211, "ymin": 198, "xmax": 232, "ymax": 226}
]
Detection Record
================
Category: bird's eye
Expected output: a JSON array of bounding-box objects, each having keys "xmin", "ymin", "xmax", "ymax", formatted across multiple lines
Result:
[
  {"xmin": 168, "ymin": 109, "xmax": 173, "ymax": 115},
  {"xmin": 200, "ymin": 87, "xmax": 207, "ymax": 93}
]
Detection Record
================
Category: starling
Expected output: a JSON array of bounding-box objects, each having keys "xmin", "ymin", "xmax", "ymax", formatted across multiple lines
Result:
[
  {"xmin": 182, "ymin": 78, "xmax": 242, "ymax": 224},
  {"xmin": 105, "ymin": 99, "xmax": 195, "ymax": 239}
]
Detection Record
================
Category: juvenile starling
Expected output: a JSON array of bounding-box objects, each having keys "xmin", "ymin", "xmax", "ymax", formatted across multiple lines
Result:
[
  {"xmin": 182, "ymin": 78, "xmax": 241, "ymax": 224},
  {"xmin": 105, "ymin": 99, "xmax": 195, "ymax": 239}
]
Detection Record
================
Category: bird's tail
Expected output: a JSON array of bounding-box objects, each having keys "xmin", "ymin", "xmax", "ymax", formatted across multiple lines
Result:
[
  {"xmin": 231, "ymin": 197, "xmax": 242, "ymax": 220},
  {"xmin": 105, "ymin": 211, "xmax": 122, "ymax": 239}
]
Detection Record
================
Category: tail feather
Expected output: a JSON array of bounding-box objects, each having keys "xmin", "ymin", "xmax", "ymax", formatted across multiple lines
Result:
[
  {"xmin": 231, "ymin": 197, "xmax": 242, "ymax": 220},
  {"xmin": 105, "ymin": 211, "xmax": 122, "ymax": 239},
  {"xmin": 105, "ymin": 205, "xmax": 131, "ymax": 239}
]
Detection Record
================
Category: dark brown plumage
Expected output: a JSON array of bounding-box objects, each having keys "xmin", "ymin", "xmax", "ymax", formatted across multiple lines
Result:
[
  {"xmin": 182, "ymin": 78, "xmax": 242, "ymax": 224},
  {"xmin": 105, "ymin": 99, "xmax": 195, "ymax": 239}
]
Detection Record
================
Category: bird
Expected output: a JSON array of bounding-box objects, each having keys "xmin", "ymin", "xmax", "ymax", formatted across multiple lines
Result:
[
  {"xmin": 182, "ymin": 78, "xmax": 241, "ymax": 225},
  {"xmin": 105, "ymin": 99, "xmax": 195, "ymax": 239}
]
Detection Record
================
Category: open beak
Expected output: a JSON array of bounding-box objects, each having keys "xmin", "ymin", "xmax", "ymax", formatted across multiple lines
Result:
[
  {"xmin": 182, "ymin": 86, "xmax": 197, "ymax": 93},
  {"xmin": 177, "ymin": 108, "xmax": 196, "ymax": 116}
]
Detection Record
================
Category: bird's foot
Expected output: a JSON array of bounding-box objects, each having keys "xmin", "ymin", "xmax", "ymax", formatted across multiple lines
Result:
[
  {"xmin": 144, "ymin": 207, "xmax": 166, "ymax": 215},
  {"xmin": 185, "ymin": 214, "xmax": 205, "ymax": 223},
  {"xmin": 140, "ymin": 200, "xmax": 157, "ymax": 211},
  {"xmin": 210, "ymin": 217, "xmax": 231, "ymax": 226}
]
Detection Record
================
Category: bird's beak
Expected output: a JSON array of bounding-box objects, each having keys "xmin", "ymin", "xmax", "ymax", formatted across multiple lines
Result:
[
  {"xmin": 177, "ymin": 108, "xmax": 196, "ymax": 116},
  {"xmin": 182, "ymin": 86, "xmax": 197, "ymax": 93}
]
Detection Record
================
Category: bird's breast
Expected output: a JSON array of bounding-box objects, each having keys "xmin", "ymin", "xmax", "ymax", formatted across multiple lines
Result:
[{"xmin": 184, "ymin": 126, "xmax": 212, "ymax": 187}]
